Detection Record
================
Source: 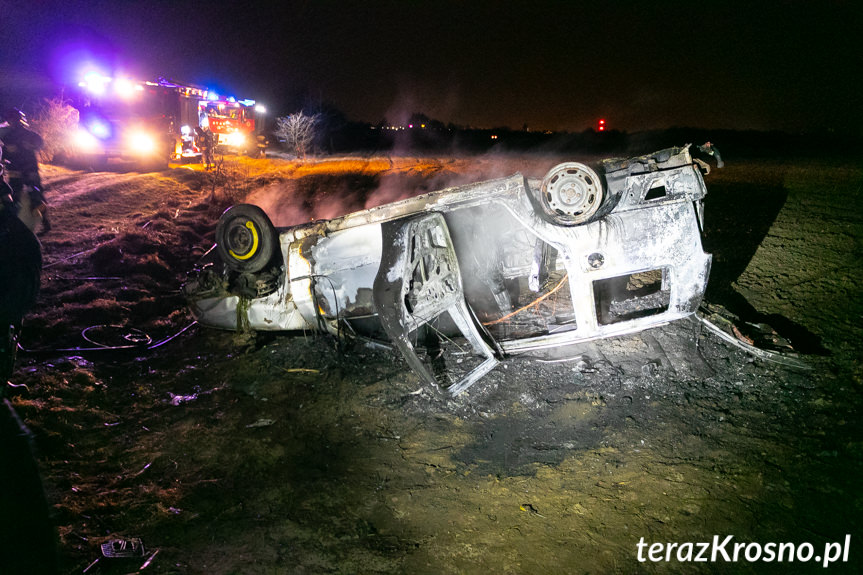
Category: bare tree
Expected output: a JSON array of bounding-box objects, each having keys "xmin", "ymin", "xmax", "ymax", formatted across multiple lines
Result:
[
  {"xmin": 29, "ymin": 96, "xmax": 79, "ymax": 163},
  {"xmin": 274, "ymin": 112, "xmax": 320, "ymax": 159}
]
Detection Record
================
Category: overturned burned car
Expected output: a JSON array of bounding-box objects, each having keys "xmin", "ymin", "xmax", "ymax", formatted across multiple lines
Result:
[{"xmin": 185, "ymin": 145, "xmax": 721, "ymax": 394}]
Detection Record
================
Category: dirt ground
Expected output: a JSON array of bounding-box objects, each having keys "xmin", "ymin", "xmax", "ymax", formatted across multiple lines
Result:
[{"xmin": 7, "ymin": 150, "xmax": 863, "ymax": 574}]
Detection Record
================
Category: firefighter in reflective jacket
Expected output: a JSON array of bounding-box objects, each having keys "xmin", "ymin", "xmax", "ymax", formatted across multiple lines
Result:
[
  {"xmin": 196, "ymin": 123, "xmax": 215, "ymax": 170},
  {"xmin": 1, "ymin": 108, "xmax": 49, "ymax": 233}
]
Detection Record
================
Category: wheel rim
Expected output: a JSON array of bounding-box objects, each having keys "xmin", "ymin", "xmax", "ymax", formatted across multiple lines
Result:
[
  {"xmin": 540, "ymin": 162, "xmax": 603, "ymax": 224},
  {"xmin": 227, "ymin": 219, "xmax": 259, "ymax": 261}
]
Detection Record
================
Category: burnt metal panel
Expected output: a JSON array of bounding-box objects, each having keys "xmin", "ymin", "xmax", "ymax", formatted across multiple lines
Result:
[{"xmin": 372, "ymin": 213, "xmax": 498, "ymax": 395}]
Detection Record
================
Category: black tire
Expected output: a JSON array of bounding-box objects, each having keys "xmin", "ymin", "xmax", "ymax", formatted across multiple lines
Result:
[{"xmin": 215, "ymin": 204, "xmax": 278, "ymax": 273}]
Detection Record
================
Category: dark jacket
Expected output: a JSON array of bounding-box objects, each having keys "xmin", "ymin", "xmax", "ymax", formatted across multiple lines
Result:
[{"xmin": 1, "ymin": 124, "xmax": 43, "ymax": 186}]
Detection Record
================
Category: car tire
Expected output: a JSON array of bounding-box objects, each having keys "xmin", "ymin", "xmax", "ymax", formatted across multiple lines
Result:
[
  {"xmin": 533, "ymin": 162, "xmax": 604, "ymax": 226},
  {"xmin": 215, "ymin": 204, "xmax": 279, "ymax": 273}
]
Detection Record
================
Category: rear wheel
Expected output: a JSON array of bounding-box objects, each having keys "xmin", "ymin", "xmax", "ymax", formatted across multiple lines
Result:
[
  {"xmin": 534, "ymin": 162, "xmax": 604, "ymax": 226},
  {"xmin": 215, "ymin": 204, "xmax": 279, "ymax": 273}
]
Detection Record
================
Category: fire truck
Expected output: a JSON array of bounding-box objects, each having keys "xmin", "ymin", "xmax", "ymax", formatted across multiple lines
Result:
[
  {"xmin": 68, "ymin": 76, "xmax": 265, "ymax": 169},
  {"xmin": 198, "ymin": 98, "xmax": 267, "ymax": 156}
]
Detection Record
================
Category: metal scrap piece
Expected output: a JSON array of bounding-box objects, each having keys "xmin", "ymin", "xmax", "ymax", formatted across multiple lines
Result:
[{"xmin": 101, "ymin": 538, "xmax": 146, "ymax": 558}]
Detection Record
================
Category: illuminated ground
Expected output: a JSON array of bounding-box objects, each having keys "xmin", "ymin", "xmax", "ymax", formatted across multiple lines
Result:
[{"xmin": 9, "ymin": 152, "xmax": 862, "ymax": 573}]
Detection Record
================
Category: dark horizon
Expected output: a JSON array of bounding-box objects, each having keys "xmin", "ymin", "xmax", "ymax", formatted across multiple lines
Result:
[{"xmin": 2, "ymin": 1, "xmax": 860, "ymax": 136}]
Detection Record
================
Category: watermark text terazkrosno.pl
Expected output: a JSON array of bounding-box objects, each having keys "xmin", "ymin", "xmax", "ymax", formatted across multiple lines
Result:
[{"xmin": 636, "ymin": 535, "xmax": 851, "ymax": 568}]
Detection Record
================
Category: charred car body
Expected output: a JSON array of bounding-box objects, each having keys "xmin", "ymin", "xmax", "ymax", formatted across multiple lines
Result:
[{"xmin": 185, "ymin": 145, "xmax": 719, "ymax": 394}]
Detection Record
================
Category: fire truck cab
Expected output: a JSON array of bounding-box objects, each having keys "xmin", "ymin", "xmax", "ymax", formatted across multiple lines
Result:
[{"xmin": 199, "ymin": 99, "xmax": 266, "ymax": 157}]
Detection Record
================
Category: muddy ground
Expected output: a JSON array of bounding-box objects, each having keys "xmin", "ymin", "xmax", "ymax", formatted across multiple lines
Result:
[{"xmin": 7, "ymin": 151, "xmax": 863, "ymax": 574}]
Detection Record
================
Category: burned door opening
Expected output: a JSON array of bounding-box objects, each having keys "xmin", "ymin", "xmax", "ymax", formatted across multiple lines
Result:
[
  {"xmin": 445, "ymin": 204, "xmax": 577, "ymax": 340},
  {"xmin": 372, "ymin": 213, "xmax": 499, "ymax": 395}
]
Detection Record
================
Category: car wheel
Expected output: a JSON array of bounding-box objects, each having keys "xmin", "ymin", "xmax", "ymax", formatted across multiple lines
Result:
[
  {"xmin": 215, "ymin": 204, "xmax": 279, "ymax": 273},
  {"xmin": 534, "ymin": 162, "xmax": 604, "ymax": 226}
]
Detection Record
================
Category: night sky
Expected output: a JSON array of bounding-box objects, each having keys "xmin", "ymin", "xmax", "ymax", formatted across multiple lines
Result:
[{"xmin": 1, "ymin": 0, "xmax": 860, "ymax": 134}]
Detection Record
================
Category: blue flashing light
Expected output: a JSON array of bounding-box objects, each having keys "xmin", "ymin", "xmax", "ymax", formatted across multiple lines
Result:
[{"xmin": 88, "ymin": 118, "xmax": 112, "ymax": 139}]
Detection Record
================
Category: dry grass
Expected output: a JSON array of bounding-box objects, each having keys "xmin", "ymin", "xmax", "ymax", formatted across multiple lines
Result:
[{"xmin": 12, "ymin": 153, "xmax": 862, "ymax": 574}]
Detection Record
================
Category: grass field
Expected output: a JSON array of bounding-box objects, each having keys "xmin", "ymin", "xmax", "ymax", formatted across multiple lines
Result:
[{"xmin": 8, "ymin": 150, "xmax": 862, "ymax": 573}]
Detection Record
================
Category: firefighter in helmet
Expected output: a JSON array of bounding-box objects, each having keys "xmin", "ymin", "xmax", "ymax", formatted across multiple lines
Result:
[
  {"xmin": 196, "ymin": 120, "xmax": 215, "ymax": 170},
  {"xmin": 1, "ymin": 108, "xmax": 50, "ymax": 233}
]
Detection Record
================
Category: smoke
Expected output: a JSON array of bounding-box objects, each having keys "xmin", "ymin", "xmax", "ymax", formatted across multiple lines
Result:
[
  {"xmin": 361, "ymin": 166, "xmax": 464, "ymax": 210},
  {"xmin": 242, "ymin": 152, "xmax": 575, "ymax": 229},
  {"xmin": 363, "ymin": 149, "xmax": 591, "ymax": 210},
  {"xmin": 245, "ymin": 175, "xmax": 371, "ymax": 227},
  {"xmin": 245, "ymin": 181, "xmax": 310, "ymax": 227}
]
